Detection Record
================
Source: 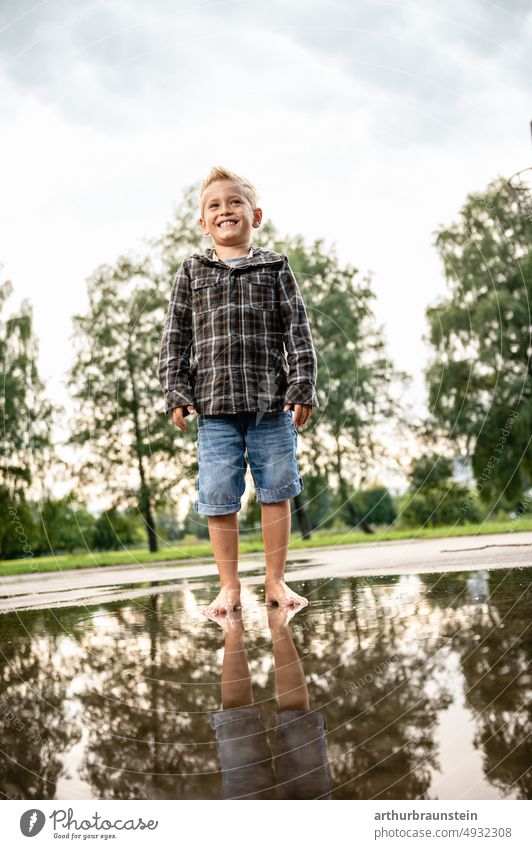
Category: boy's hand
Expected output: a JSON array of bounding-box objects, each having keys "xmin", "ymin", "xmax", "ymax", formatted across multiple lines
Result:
[
  {"xmin": 171, "ymin": 405, "xmax": 196, "ymax": 430},
  {"xmin": 284, "ymin": 403, "xmax": 312, "ymax": 429}
]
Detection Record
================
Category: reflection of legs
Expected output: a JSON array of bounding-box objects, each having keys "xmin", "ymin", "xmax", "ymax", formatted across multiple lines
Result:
[
  {"xmin": 268, "ymin": 607, "xmax": 309, "ymax": 712},
  {"xmin": 268, "ymin": 608, "xmax": 332, "ymax": 799},
  {"xmin": 210, "ymin": 614, "xmax": 275, "ymax": 799},
  {"xmin": 220, "ymin": 612, "xmax": 252, "ymax": 709}
]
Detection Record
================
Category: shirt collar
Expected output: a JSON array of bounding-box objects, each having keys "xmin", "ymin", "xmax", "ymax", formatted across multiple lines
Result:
[
  {"xmin": 213, "ymin": 245, "xmax": 254, "ymax": 263},
  {"xmin": 192, "ymin": 245, "xmax": 285, "ymax": 269}
]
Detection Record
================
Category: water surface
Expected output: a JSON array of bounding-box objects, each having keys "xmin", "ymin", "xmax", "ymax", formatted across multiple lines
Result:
[{"xmin": 0, "ymin": 567, "xmax": 530, "ymax": 800}]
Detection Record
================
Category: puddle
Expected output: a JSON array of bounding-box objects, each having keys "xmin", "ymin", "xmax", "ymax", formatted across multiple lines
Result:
[{"xmin": 0, "ymin": 568, "xmax": 530, "ymax": 800}]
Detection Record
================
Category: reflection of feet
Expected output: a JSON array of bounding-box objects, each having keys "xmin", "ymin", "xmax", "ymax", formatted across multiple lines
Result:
[
  {"xmin": 264, "ymin": 579, "xmax": 308, "ymax": 608},
  {"xmin": 205, "ymin": 608, "xmax": 245, "ymax": 633},
  {"xmin": 203, "ymin": 584, "xmax": 242, "ymax": 616},
  {"xmin": 267, "ymin": 604, "xmax": 303, "ymax": 632}
]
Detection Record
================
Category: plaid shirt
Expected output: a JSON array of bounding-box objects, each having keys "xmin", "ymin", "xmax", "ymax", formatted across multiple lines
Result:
[{"xmin": 158, "ymin": 245, "xmax": 319, "ymax": 417}]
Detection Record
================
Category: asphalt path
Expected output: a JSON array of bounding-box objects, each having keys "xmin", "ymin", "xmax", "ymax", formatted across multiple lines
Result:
[{"xmin": 1, "ymin": 531, "xmax": 531, "ymax": 614}]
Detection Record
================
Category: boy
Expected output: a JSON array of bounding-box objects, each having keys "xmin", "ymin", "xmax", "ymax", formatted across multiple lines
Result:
[{"xmin": 158, "ymin": 166, "xmax": 319, "ymax": 614}]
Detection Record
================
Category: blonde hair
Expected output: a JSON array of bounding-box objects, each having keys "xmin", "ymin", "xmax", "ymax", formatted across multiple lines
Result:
[{"xmin": 199, "ymin": 166, "xmax": 258, "ymax": 219}]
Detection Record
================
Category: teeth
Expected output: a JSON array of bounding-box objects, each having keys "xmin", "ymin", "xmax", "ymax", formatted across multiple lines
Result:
[{"xmin": 219, "ymin": 220, "xmax": 237, "ymax": 228}]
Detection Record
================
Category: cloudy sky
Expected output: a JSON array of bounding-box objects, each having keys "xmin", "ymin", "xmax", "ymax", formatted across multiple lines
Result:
[{"xmin": 1, "ymin": 0, "xmax": 531, "ymax": 430}]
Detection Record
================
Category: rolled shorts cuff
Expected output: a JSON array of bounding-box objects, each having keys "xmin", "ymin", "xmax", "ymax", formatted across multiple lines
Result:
[
  {"xmin": 255, "ymin": 474, "xmax": 304, "ymax": 504},
  {"xmin": 210, "ymin": 706, "xmax": 261, "ymax": 729},
  {"xmin": 194, "ymin": 499, "xmax": 242, "ymax": 516}
]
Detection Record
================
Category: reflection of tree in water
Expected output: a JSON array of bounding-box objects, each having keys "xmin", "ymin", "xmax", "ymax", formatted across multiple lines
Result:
[
  {"xmin": 437, "ymin": 569, "xmax": 532, "ymax": 799},
  {"xmin": 1, "ymin": 569, "xmax": 529, "ymax": 800},
  {"xmin": 74, "ymin": 594, "xmax": 216, "ymax": 799},
  {"xmin": 0, "ymin": 609, "xmax": 82, "ymax": 799},
  {"xmin": 75, "ymin": 592, "xmax": 280, "ymax": 799},
  {"xmin": 290, "ymin": 578, "xmax": 453, "ymax": 799},
  {"xmin": 71, "ymin": 580, "xmax": 453, "ymax": 800}
]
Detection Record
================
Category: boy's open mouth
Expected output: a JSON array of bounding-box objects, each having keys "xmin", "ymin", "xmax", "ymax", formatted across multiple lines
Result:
[{"xmin": 218, "ymin": 219, "xmax": 239, "ymax": 230}]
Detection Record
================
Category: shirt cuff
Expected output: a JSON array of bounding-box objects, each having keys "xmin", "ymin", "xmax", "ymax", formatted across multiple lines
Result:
[
  {"xmin": 284, "ymin": 383, "xmax": 319, "ymax": 408},
  {"xmin": 165, "ymin": 388, "xmax": 196, "ymax": 416}
]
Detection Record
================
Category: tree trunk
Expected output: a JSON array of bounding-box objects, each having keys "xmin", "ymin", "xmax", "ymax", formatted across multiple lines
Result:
[
  {"xmin": 292, "ymin": 492, "xmax": 311, "ymax": 539},
  {"xmin": 127, "ymin": 348, "xmax": 158, "ymax": 552},
  {"xmin": 140, "ymin": 477, "xmax": 158, "ymax": 552}
]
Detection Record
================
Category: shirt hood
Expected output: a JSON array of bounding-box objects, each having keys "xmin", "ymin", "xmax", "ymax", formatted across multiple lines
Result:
[{"xmin": 190, "ymin": 245, "xmax": 286, "ymax": 269}]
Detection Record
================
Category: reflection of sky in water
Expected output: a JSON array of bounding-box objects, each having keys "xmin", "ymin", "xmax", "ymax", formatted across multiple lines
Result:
[{"xmin": 0, "ymin": 568, "xmax": 530, "ymax": 800}]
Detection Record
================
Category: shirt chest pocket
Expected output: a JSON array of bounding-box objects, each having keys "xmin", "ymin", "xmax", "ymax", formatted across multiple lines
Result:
[
  {"xmin": 192, "ymin": 278, "xmax": 223, "ymax": 314},
  {"xmin": 249, "ymin": 272, "xmax": 276, "ymax": 311}
]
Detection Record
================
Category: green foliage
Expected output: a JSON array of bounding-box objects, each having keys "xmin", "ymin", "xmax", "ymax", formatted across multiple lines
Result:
[
  {"xmin": 426, "ymin": 177, "xmax": 532, "ymax": 506},
  {"xmin": 92, "ymin": 507, "xmax": 145, "ymax": 551},
  {"xmin": 351, "ymin": 486, "xmax": 397, "ymax": 526},
  {"xmin": 0, "ymin": 280, "xmax": 55, "ymax": 495},
  {"xmin": 67, "ymin": 188, "xmax": 241, "ymax": 551},
  {"xmin": 265, "ymin": 234, "xmax": 404, "ymax": 532},
  {"xmin": 34, "ymin": 497, "xmax": 96, "ymax": 554},
  {"xmin": 181, "ymin": 508, "xmax": 210, "ymax": 540},
  {"xmin": 294, "ymin": 473, "xmax": 337, "ymax": 531},
  {"xmin": 156, "ymin": 512, "xmax": 186, "ymax": 542},
  {"xmin": 1, "ymin": 488, "xmax": 98, "ymax": 559},
  {"xmin": 400, "ymin": 454, "xmax": 481, "ymax": 528},
  {"xmin": 0, "ymin": 487, "xmax": 37, "ymax": 560},
  {"xmin": 410, "ymin": 455, "xmax": 453, "ymax": 489}
]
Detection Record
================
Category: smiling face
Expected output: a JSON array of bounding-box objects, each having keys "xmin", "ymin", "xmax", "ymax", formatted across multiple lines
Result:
[{"xmin": 199, "ymin": 179, "xmax": 262, "ymax": 253}]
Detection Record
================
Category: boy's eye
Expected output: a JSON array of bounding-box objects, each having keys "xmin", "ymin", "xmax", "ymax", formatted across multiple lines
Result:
[{"xmin": 208, "ymin": 198, "xmax": 241, "ymax": 209}]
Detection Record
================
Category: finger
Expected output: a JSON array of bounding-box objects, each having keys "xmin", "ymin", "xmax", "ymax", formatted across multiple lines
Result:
[{"xmin": 172, "ymin": 408, "xmax": 187, "ymax": 430}]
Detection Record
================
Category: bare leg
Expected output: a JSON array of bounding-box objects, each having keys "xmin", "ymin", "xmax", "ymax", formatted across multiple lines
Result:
[
  {"xmin": 203, "ymin": 512, "xmax": 241, "ymax": 615},
  {"xmin": 261, "ymin": 500, "xmax": 308, "ymax": 607},
  {"xmin": 268, "ymin": 607, "xmax": 309, "ymax": 710},
  {"xmin": 210, "ymin": 611, "xmax": 253, "ymax": 709}
]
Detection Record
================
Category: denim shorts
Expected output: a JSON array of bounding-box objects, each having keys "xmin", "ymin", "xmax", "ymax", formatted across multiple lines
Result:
[
  {"xmin": 194, "ymin": 410, "xmax": 304, "ymax": 515},
  {"xmin": 210, "ymin": 706, "xmax": 332, "ymax": 800}
]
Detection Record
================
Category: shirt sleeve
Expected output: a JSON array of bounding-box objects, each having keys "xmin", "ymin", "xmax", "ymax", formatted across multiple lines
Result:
[
  {"xmin": 277, "ymin": 256, "xmax": 319, "ymax": 408},
  {"xmin": 158, "ymin": 262, "xmax": 195, "ymax": 417}
]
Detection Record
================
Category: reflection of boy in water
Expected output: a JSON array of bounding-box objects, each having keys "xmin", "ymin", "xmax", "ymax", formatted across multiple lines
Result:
[{"xmin": 209, "ymin": 606, "xmax": 332, "ymax": 800}]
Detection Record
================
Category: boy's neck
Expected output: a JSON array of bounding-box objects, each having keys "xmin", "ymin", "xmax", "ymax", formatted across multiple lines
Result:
[{"xmin": 213, "ymin": 242, "xmax": 252, "ymax": 261}]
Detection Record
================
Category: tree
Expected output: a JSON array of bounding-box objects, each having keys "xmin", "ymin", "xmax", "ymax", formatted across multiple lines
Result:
[
  {"xmin": 33, "ymin": 496, "xmax": 96, "ymax": 555},
  {"xmin": 0, "ymin": 278, "xmax": 55, "ymax": 560},
  {"xmin": 67, "ymin": 256, "xmax": 188, "ymax": 552},
  {"xmin": 92, "ymin": 506, "xmax": 144, "ymax": 551},
  {"xmin": 426, "ymin": 177, "xmax": 532, "ymax": 509},
  {"xmin": 350, "ymin": 486, "xmax": 397, "ymax": 527},
  {"xmin": 273, "ymin": 236, "xmax": 405, "ymax": 533},
  {"xmin": 68, "ymin": 187, "xmax": 206, "ymax": 552},
  {"xmin": 401, "ymin": 454, "xmax": 480, "ymax": 528},
  {"xmin": 0, "ymin": 279, "xmax": 55, "ymax": 497}
]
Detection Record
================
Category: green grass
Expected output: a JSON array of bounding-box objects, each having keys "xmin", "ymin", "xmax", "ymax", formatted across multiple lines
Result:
[{"xmin": 1, "ymin": 517, "xmax": 531, "ymax": 577}]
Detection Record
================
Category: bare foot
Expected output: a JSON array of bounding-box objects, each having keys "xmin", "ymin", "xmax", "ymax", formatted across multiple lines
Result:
[
  {"xmin": 267, "ymin": 604, "xmax": 303, "ymax": 632},
  {"xmin": 264, "ymin": 578, "xmax": 308, "ymax": 608},
  {"xmin": 205, "ymin": 608, "xmax": 245, "ymax": 633},
  {"xmin": 203, "ymin": 584, "xmax": 242, "ymax": 617}
]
